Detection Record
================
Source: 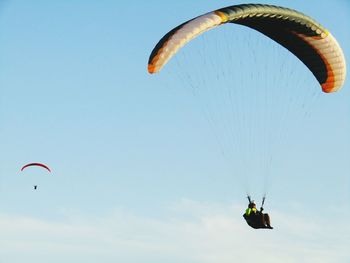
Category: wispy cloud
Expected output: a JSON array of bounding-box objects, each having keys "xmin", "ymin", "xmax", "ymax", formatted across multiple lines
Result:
[{"xmin": 0, "ymin": 199, "xmax": 349, "ymax": 263}]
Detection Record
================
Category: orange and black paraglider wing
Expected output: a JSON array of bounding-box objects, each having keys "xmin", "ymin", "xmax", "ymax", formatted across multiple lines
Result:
[{"xmin": 148, "ymin": 4, "xmax": 346, "ymax": 93}]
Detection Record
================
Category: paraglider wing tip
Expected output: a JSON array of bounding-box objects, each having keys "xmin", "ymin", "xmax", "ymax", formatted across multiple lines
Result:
[{"xmin": 148, "ymin": 64, "xmax": 157, "ymax": 74}]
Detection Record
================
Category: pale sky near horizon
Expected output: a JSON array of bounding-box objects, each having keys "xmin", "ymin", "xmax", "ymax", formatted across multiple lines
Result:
[{"xmin": 0, "ymin": 1, "xmax": 349, "ymax": 262}]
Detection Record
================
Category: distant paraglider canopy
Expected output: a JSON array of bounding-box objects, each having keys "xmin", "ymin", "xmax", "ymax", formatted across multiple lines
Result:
[{"xmin": 21, "ymin": 163, "xmax": 51, "ymax": 173}]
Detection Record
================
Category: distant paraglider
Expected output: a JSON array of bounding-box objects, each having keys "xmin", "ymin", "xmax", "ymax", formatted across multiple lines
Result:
[{"xmin": 20, "ymin": 163, "xmax": 51, "ymax": 190}]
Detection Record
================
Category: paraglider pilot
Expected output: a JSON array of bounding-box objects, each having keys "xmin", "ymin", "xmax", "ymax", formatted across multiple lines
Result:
[{"xmin": 243, "ymin": 197, "xmax": 273, "ymax": 229}]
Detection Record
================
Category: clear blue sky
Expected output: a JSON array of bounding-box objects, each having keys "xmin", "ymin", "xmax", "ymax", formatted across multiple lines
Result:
[{"xmin": 0, "ymin": 1, "xmax": 349, "ymax": 262}]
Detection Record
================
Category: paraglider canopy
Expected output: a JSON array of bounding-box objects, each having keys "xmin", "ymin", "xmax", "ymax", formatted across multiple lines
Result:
[
  {"xmin": 21, "ymin": 163, "xmax": 51, "ymax": 173},
  {"xmin": 148, "ymin": 4, "xmax": 346, "ymax": 93}
]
